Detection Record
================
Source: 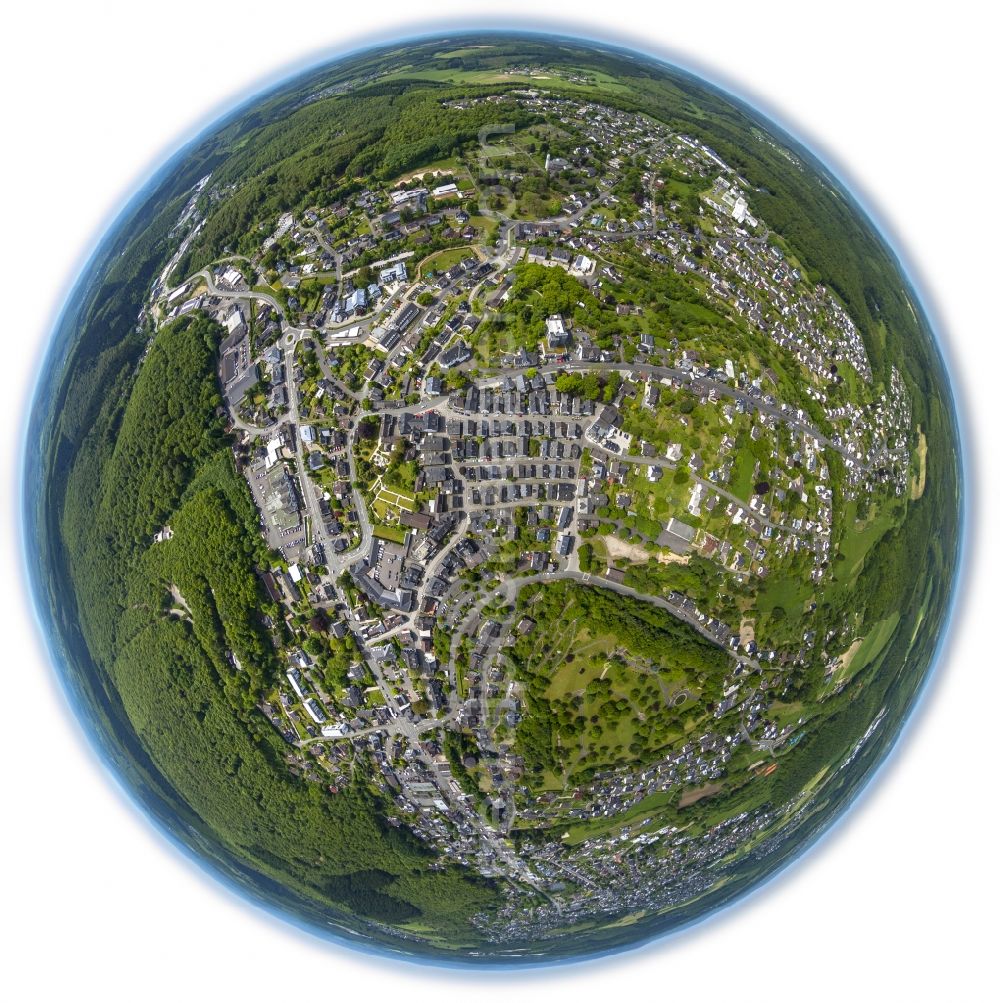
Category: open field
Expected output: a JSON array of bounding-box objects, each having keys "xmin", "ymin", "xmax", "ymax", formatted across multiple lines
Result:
[
  {"xmin": 418, "ymin": 245, "xmax": 476, "ymax": 278},
  {"xmin": 601, "ymin": 534, "xmax": 651, "ymax": 564},
  {"xmin": 678, "ymin": 783, "xmax": 722, "ymax": 809},
  {"xmin": 838, "ymin": 500, "xmax": 902, "ymax": 580},
  {"xmin": 912, "ymin": 425, "xmax": 928, "ymax": 499},
  {"xmin": 846, "ymin": 613, "xmax": 901, "ymax": 678}
]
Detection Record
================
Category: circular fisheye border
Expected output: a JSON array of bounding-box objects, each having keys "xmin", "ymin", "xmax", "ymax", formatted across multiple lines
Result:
[{"xmin": 18, "ymin": 16, "xmax": 970, "ymax": 972}]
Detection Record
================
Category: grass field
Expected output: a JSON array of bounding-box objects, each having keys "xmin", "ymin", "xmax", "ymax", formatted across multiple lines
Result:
[
  {"xmin": 678, "ymin": 782, "xmax": 722, "ymax": 808},
  {"xmin": 418, "ymin": 245, "xmax": 475, "ymax": 278},
  {"xmin": 730, "ymin": 448, "xmax": 757, "ymax": 501},
  {"xmin": 846, "ymin": 612, "xmax": 901, "ymax": 677},
  {"xmin": 432, "ymin": 47, "xmax": 493, "ymax": 59},
  {"xmin": 373, "ymin": 524, "xmax": 406, "ymax": 544},
  {"xmin": 757, "ymin": 574, "xmax": 812, "ymax": 616},
  {"xmin": 380, "ymin": 65, "xmax": 635, "ymax": 96},
  {"xmin": 838, "ymin": 499, "xmax": 901, "ymax": 580}
]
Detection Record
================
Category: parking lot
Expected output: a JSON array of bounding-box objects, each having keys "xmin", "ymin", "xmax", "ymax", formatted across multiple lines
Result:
[{"xmin": 245, "ymin": 460, "xmax": 307, "ymax": 561}]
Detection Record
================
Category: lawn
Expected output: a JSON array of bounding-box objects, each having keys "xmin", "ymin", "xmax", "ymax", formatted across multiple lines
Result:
[
  {"xmin": 371, "ymin": 484, "xmax": 416, "ymax": 523},
  {"xmin": 730, "ymin": 447, "xmax": 757, "ymax": 501},
  {"xmin": 418, "ymin": 245, "xmax": 475, "ymax": 278},
  {"xmin": 848, "ymin": 612, "xmax": 901, "ymax": 675},
  {"xmin": 757, "ymin": 574, "xmax": 812, "ymax": 616},
  {"xmin": 542, "ymin": 626, "xmax": 616, "ymax": 700},
  {"xmin": 373, "ymin": 524, "xmax": 406, "ymax": 544},
  {"xmin": 838, "ymin": 498, "xmax": 902, "ymax": 581},
  {"xmin": 637, "ymin": 465, "xmax": 687, "ymax": 520}
]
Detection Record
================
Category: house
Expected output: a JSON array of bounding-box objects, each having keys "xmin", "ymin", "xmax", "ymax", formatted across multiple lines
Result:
[
  {"xmin": 439, "ymin": 339, "xmax": 471, "ymax": 370},
  {"xmin": 343, "ymin": 286, "xmax": 367, "ymax": 313},
  {"xmin": 570, "ymin": 254, "xmax": 595, "ymax": 276},
  {"xmin": 687, "ymin": 482, "xmax": 704, "ymax": 516}
]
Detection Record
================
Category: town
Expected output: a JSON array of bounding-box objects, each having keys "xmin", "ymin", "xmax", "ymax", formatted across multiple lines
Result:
[{"xmin": 147, "ymin": 87, "xmax": 914, "ymax": 942}]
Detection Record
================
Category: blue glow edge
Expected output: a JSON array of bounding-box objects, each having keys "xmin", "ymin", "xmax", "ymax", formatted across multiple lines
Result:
[{"xmin": 17, "ymin": 17, "xmax": 970, "ymax": 976}]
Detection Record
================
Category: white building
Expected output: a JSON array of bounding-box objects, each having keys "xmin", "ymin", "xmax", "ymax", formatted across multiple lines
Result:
[
  {"xmin": 570, "ymin": 253, "xmax": 596, "ymax": 276},
  {"xmin": 688, "ymin": 482, "xmax": 704, "ymax": 516}
]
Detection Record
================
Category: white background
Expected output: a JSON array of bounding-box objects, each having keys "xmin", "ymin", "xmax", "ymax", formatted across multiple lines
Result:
[{"xmin": 2, "ymin": 2, "xmax": 997, "ymax": 999}]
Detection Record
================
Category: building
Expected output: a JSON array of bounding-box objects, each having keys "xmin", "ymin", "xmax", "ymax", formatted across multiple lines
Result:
[
  {"xmin": 264, "ymin": 466, "xmax": 300, "ymax": 530},
  {"xmin": 570, "ymin": 254, "xmax": 595, "ymax": 276},
  {"xmin": 546, "ymin": 315, "xmax": 570, "ymax": 349},
  {"xmin": 379, "ymin": 261, "xmax": 407, "ymax": 285},
  {"xmin": 439, "ymin": 339, "xmax": 471, "ymax": 370},
  {"xmin": 661, "ymin": 516, "xmax": 696, "ymax": 554},
  {"xmin": 400, "ymin": 510, "xmax": 432, "ymax": 530},
  {"xmin": 349, "ymin": 540, "xmax": 415, "ymax": 611},
  {"xmin": 343, "ymin": 287, "xmax": 367, "ymax": 313}
]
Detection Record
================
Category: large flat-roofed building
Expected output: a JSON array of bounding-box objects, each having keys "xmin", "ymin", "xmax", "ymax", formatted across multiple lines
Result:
[
  {"xmin": 659, "ymin": 516, "xmax": 697, "ymax": 554},
  {"xmin": 546, "ymin": 314, "xmax": 570, "ymax": 349},
  {"xmin": 265, "ymin": 466, "xmax": 301, "ymax": 531},
  {"xmin": 379, "ymin": 261, "xmax": 407, "ymax": 285}
]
